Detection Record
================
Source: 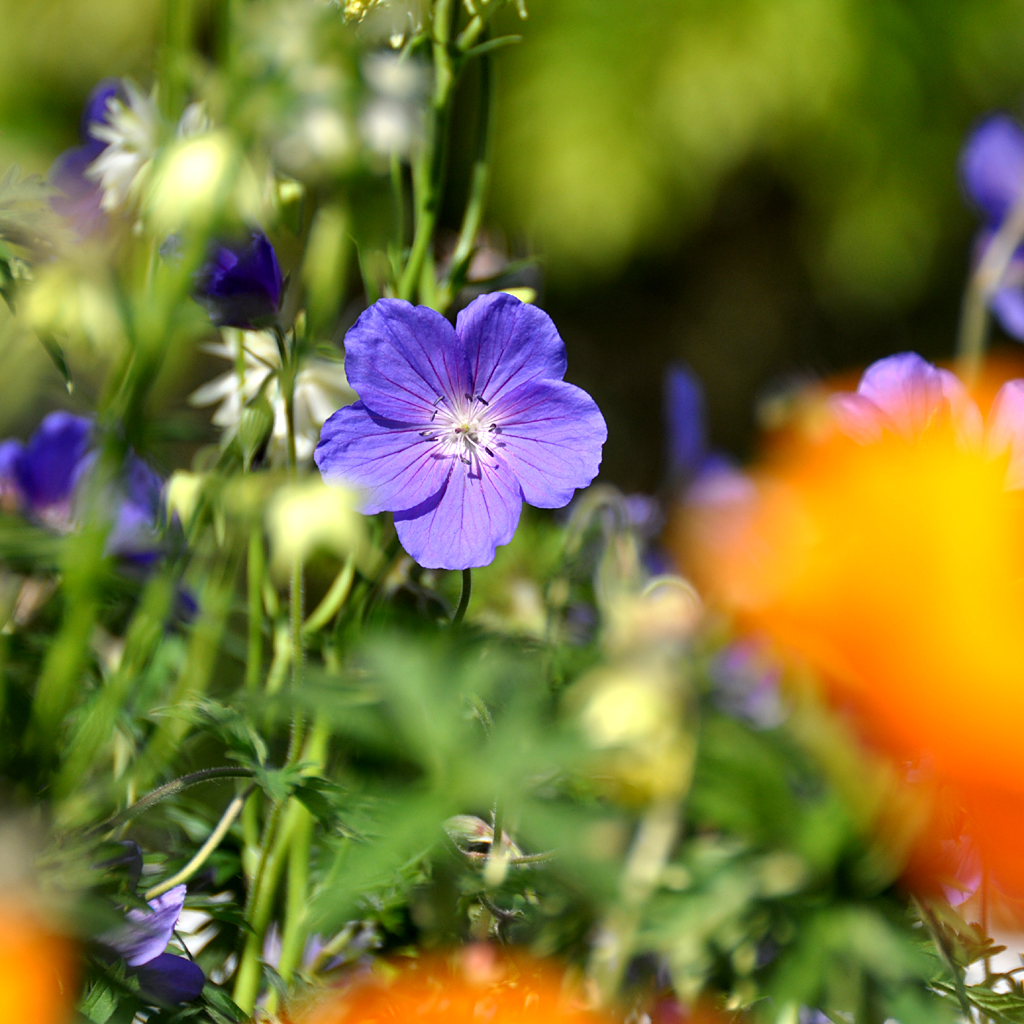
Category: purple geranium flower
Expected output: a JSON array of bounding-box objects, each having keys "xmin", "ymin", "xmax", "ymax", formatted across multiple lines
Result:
[
  {"xmin": 103, "ymin": 884, "xmax": 205, "ymax": 1003},
  {"xmin": 49, "ymin": 79, "xmax": 122, "ymax": 234},
  {"xmin": 315, "ymin": 293, "xmax": 607, "ymax": 569},
  {"xmin": 960, "ymin": 113, "xmax": 1024, "ymax": 340},
  {"xmin": 196, "ymin": 230, "xmax": 283, "ymax": 329},
  {"xmin": 0, "ymin": 412, "xmax": 164, "ymax": 557}
]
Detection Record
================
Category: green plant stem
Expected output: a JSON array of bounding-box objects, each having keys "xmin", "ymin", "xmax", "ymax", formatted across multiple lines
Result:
[
  {"xmin": 435, "ymin": 47, "xmax": 494, "ymax": 314},
  {"xmin": 958, "ymin": 188, "xmax": 1024, "ymax": 383},
  {"xmin": 266, "ymin": 718, "xmax": 330, "ymax": 1012},
  {"xmin": 302, "ymin": 556, "xmax": 356, "ymax": 636},
  {"xmin": 145, "ymin": 784, "xmax": 255, "ymax": 899},
  {"xmin": 398, "ymin": 0, "xmax": 456, "ymax": 302},
  {"xmin": 914, "ymin": 897, "xmax": 973, "ymax": 1022},
  {"xmin": 232, "ymin": 797, "xmax": 293, "ymax": 1012},
  {"xmin": 452, "ymin": 567, "xmax": 472, "ymax": 625},
  {"xmin": 588, "ymin": 799, "xmax": 680, "ymax": 1003},
  {"xmin": 92, "ymin": 766, "xmax": 256, "ymax": 835},
  {"xmin": 159, "ymin": 0, "xmax": 194, "ymax": 119},
  {"xmin": 246, "ymin": 527, "xmax": 265, "ymax": 690}
]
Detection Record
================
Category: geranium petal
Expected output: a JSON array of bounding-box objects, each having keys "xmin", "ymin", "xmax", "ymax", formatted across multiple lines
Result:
[
  {"xmin": 960, "ymin": 114, "xmax": 1024, "ymax": 226},
  {"xmin": 108, "ymin": 884, "xmax": 186, "ymax": 966},
  {"xmin": 343, "ymin": 299, "xmax": 469, "ymax": 422},
  {"xmin": 664, "ymin": 363, "xmax": 707, "ymax": 479},
  {"xmin": 134, "ymin": 952, "xmax": 206, "ymax": 1003},
  {"xmin": 16, "ymin": 412, "xmax": 92, "ymax": 512},
  {"xmin": 455, "ymin": 293, "xmax": 568, "ymax": 401},
  {"xmin": 986, "ymin": 379, "xmax": 1024, "ymax": 489},
  {"xmin": 315, "ymin": 401, "xmax": 451, "ymax": 515},
  {"xmin": 855, "ymin": 352, "xmax": 947, "ymax": 442},
  {"xmin": 486, "ymin": 379, "xmax": 606, "ymax": 508},
  {"xmin": 830, "ymin": 392, "xmax": 890, "ymax": 444},
  {"xmin": 394, "ymin": 456, "xmax": 522, "ymax": 570},
  {"xmin": 990, "ymin": 285, "xmax": 1024, "ymax": 341}
]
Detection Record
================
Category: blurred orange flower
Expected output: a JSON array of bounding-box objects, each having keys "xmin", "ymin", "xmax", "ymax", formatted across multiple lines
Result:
[
  {"xmin": 297, "ymin": 948, "xmax": 613, "ymax": 1024},
  {"xmin": 680, "ymin": 353, "xmax": 1024, "ymax": 894},
  {"xmin": 0, "ymin": 901, "xmax": 76, "ymax": 1024}
]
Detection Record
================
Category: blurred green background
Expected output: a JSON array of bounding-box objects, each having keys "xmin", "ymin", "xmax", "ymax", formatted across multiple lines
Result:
[{"xmin": 4, "ymin": 0, "xmax": 1024, "ymax": 489}]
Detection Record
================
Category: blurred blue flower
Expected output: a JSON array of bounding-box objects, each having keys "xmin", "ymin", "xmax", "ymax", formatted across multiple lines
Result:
[
  {"xmin": 104, "ymin": 884, "xmax": 205, "ymax": 1003},
  {"xmin": 196, "ymin": 230, "xmax": 283, "ymax": 329},
  {"xmin": 49, "ymin": 79, "xmax": 122, "ymax": 234},
  {"xmin": 316, "ymin": 293, "xmax": 606, "ymax": 569},
  {"xmin": 960, "ymin": 113, "xmax": 1024, "ymax": 340},
  {"xmin": 0, "ymin": 411, "xmax": 163, "ymax": 558}
]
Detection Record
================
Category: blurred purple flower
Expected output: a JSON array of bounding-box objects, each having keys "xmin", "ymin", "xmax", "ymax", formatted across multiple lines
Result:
[
  {"xmin": 0, "ymin": 411, "xmax": 164, "ymax": 557},
  {"xmin": 49, "ymin": 79, "xmax": 122, "ymax": 234},
  {"xmin": 960, "ymin": 114, "xmax": 1024, "ymax": 340},
  {"xmin": 104, "ymin": 884, "xmax": 205, "ymax": 1003},
  {"xmin": 829, "ymin": 351, "xmax": 1024, "ymax": 488},
  {"xmin": 196, "ymin": 231, "xmax": 283, "ymax": 329},
  {"xmin": 316, "ymin": 293, "xmax": 606, "ymax": 569}
]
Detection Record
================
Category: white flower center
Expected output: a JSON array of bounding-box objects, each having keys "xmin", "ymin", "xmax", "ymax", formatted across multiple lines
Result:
[{"xmin": 421, "ymin": 393, "xmax": 502, "ymax": 466}]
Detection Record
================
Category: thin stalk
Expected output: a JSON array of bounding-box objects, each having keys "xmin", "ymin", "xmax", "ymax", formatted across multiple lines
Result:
[
  {"xmin": 302, "ymin": 556, "xmax": 356, "ymax": 636},
  {"xmin": 452, "ymin": 567, "xmax": 472, "ymax": 625},
  {"xmin": 391, "ymin": 150, "xmax": 407, "ymax": 254},
  {"xmin": 398, "ymin": 0, "xmax": 456, "ymax": 301},
  {"xmin": 246, "ymin": 527, "xmax": 264, "ymax": 690},
  {"xmin": 958, "ymin": 190, "xmax": 1024, "ymax": 384},
  {"xmin": 145, "ymin": 784, "xmax": 255, "ymax": 899},
  {"xmin": 265, "ymin": 719, "xmax": 330, "ymax": 1012},
  {"xmin": 587, "ymin": 799, "xmax": 680, "ymax": 1003},
  {"xmin": 92, "ymin": 766, "xmax": 256, "ymax": 835},
  {"xmin": 436, "ymin": 47, "xmax": 494, "ymax": 314},
  {"xmin": 232, "ymin": 797, "xmax": 293, "ymax": 1012},
  {"xmin": 159, "ymin": 0, "xmax": 195, "ymax": 120},
  {"xmin": 914, "ymin": 897, "xmax": 973, "ymax": 1022}
]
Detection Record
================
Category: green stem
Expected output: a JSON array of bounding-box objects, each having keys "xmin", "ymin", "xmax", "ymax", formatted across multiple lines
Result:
[
  {"xmin": 266, "ymin": 719, "xmax": 330, "ymax": 1011},
  {"xmin": 302, "ymin": 556, "xmax": 356, "ymax": 636},
  {"xmin": 587, "ymin": 799, "xmax": 680, "ymax": 1003},
  {"xmin": 398, "ymin": 0, "xmax": 457, "ymax": 302},
  {"xmin": 92, "ymin": 766, "xmax": 256, "ymax": 835},
  {"xmin": 145, "ymin": 784, "xmax": 255, "ymax": 899},
  {"xmin": 159, "ymin": 0, "xmax": 195, "ymax": 120},
  {"xmin": 246, "ymin": 527, "xmax": 265, "ymax": 691},
  {"xmin": 957, "ymin": 188, "xmax": 1024, "ymax": 383},
  {"xmin": 452, "ymin": 567, "xmax": 472, "ymax": 625},
  {"xmin": 436, "ymin": 47, "xmax": 494, "ymax": 314}
]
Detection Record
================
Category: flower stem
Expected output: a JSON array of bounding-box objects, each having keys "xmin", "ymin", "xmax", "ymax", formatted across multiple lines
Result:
[
  {"xmin": 957, "ymin": 189, "xmax": 1024, "ymax": 383},
  {"xmin": 587, "ymin": 799, "xmax": 680, "ymax": 1003},
  {"xmin": 93, "ymin": 766, "xmax": 256, "ymax": 835},
  {"xmin": 452, "ymin": 567, "xmax": 472, "ymax": 625},
  {"xmin": 398, "ymin": 0, "xmax": 457, "ymax": 302},
  {"xmin": 436, "ymin": 47, "xmax": 494, "ymax": 314},
  {"xmin": 246, "ymin": 527, "xmax": 264, "ymax": 690},
  {"xmin": 144, "ymin": 784, "xmax": 256, "ymax": 899}
]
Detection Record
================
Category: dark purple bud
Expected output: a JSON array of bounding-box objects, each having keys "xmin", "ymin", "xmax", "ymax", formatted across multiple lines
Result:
[
  {"xmin": 98, "ymin": 840, "xmax": 144, "ymax": 892},
  {"xmin": 196, "ymin": 230, "xmax": 283, "ymax": 329},
  {"xmin": 664, "ymin": 363, "xmax": 707, "ymax": 482},
  {"xmin": 134, "ymin": 952, "xmax": 206, "ymax": 1003},
  {"xmin": 960, "ymin": 114, "xmax": 1024, "ymax": 226},
  {"xmin": 14, "ymin": 412, "xmax": 91, "ymax": 518}
]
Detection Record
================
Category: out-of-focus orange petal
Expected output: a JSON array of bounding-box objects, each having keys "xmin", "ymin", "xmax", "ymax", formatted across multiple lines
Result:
[
  {"xmin": 0, "ymin": 902, "xmax": 76, "ymax": 1024},
  {"xmin": 680, "ymin": 393, "xmax": 1024, "ymax": 891},
  {"xmin": 298, "ymin": 950, "xmax": 615, "ymax": 1024}
]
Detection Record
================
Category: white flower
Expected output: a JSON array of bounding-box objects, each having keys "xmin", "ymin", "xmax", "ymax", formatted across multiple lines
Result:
[
  {"xmin": 86, "ymin": 85, "xmax": 212, "ymax": 214},
  {"xmin": 359, "ymin": 52, "xmax": 427, "ymax": 157},
  {"xmin": 190, "ymin": 329, "xmax": 357, "ymax": 465},
  {"xmin": 86, "ymin": 82, "xmax": 160, "ymax": 212}
]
